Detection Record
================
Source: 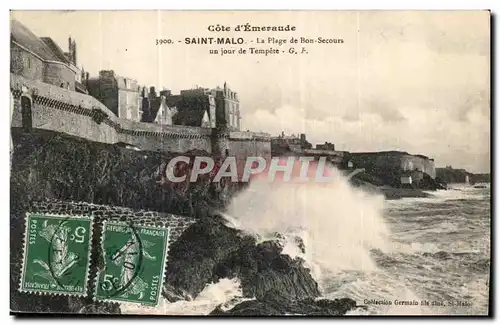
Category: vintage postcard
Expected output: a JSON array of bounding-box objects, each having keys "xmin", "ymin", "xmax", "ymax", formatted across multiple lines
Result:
[{"xmin": 9, "ymin": 10, "xmax": 491, "ymax": 316}]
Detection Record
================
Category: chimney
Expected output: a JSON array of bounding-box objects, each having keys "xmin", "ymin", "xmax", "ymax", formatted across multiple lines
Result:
[
  {"xmin": 72, "ymin": 40, "xmax": 77, "ymax": 66},
  {"xmin": 149, "ymin": 86, "xmax": 156, "ymax": 99},
  {"xmin": 68, "ymin": 36, "xmax": 77, "ymax": 65}
]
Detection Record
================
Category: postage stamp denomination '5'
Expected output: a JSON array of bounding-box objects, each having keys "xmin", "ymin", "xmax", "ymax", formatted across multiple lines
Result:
[
  {"xmin": 19, "ymin": 213, "xmax": 93, "ymax": 296},
  {"xmin": 94, "ymin": 222, "xmax": 169, "ymax": 306}
]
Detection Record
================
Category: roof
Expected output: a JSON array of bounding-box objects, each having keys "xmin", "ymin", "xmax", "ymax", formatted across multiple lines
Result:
[
  {"xmin": 10, "ymin": 19, "xmax": 64, "ymax": 62},
  {"xmin": 174, "ymin": 108, "xmax": 206, "ymax": 126},
  {"xmin": 154, "ymin": 97, "xmax": 173, "ymax": 124},
  {"xmin": 171, "ymin": 96, "xmax": 208, "ymax": 127},
  {"xmin": 75, "ymin": 81, "xmax": 88, "ymax": 94},
  {"xmin": 144, "ymin": 98, "xmax": 161, "ymax": 123},
  {"xmin": 39, "ymin": 37, "xmax": 71, "ymax": 64}
]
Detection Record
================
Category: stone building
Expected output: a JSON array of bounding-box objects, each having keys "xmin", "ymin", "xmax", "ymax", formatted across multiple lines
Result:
[
  {"xmin": 140, "ymin": 87, "xmax": 179, "ymax": 123},
  {"xmin": 139, "ymin": 83, "xmax": 241, "ymax": 132},
  {"xmin": 270, "ymin": 133, "xmax": 344, "ymax": 165},
  {"xmin": 215, "ymin": 82, "xmax": 240, "ymax": 131},
  {"xmin": 10, "ymin": 19, "xmax": 83, "ymax": 92},
  {"xmin": 347, "ymin": 151, "xmax": 436, "ymax": 187},
  {"xmin": 271, "ymin": 132, "xmax": 312, "ymax": 156},
  {"xmin": 201, "ymin": 110, "xmax": 210, "ymax": 128},
  {"xmin": 86, "ymin": 70, "xmax": 141, "ymax": 121},
  {"xmin": 316, "ymin": 142, "xmax": 335, "ymax": 151},
  {"xmin": 153, "ymin": 96, "xmax": 174, "ymax": 125},
  {"xmin": 174, "ymin": 87, "xmax": 217, "ymax": 128}
]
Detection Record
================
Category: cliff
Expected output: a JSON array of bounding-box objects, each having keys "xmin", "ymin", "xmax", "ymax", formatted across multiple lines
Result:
[
  {"xmin": 348, "ymin": 171, "xmax": 438, "ymax": 199},
  {"xmin": 346, "ymin": 151, "xmax": 437, "ymax": 188},
  {"xmin": 10, "ymin": 129, "xmax": 358, "ymax": 315},
  {"xmin": 10, "ymin": 129, "xmax": 231, "ymax": 217},
  {"xmin": 436, "ymin": 167, "xmax": 491, "ymax": 185},
  {"xmin": 10, "ymin": 129, "xmax": 227, "ymax": 314}
]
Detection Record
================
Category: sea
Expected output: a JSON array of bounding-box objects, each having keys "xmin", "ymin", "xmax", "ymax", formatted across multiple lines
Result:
[
  {"xmin": 121, "ymin": 166, "xmax": 491, "ymax": 316},
  {"xmin": 324, "ymin": 183, "xmax": 491, "ymax": 316}
]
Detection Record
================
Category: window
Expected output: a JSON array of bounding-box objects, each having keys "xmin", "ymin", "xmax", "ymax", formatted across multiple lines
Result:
[{"xmin": 23, "ymin": 57, "xmax": 31, "ymax": 69}]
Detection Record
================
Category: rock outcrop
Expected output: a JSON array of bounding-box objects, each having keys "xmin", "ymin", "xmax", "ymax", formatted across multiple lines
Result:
[
  {"xmin": 165, "ymin": 217, "xmax": 359, "ymax": 315},
  {"xmin": 211, "ymin": 291, "xmax": 357, "ymax": 316},
  {"xmin": 10, "ymin": 130, "xmax": 237, "ymax": 218},
  {"xmin": 164, "ymin": 217, "xmax": 320, "ymax": 301},
  {"xmin": 10, "ymin": 130, "xmax": 357, "ymax": 316}
]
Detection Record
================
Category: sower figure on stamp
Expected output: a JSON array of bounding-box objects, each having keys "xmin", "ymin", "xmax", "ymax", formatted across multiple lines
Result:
[
  {"xmin": 112, "ymin": 232, "xmax": 157, "ymax": 299},
  {"xmin": 34, "ymin": 221, "xmax": 78, "ymax": 283}
]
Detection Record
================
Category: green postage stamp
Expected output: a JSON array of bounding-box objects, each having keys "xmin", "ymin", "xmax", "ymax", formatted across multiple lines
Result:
[
  {"xmin": 19, "ymin": 213, "xmax": 93, "ymax": 296},
  {"xmin": 18, "ymin": 213, "xmax": 170, "ymax": 305},
  {"xmin": 94, "ymin": 222, "xmax": 170, "ymax": 306}
]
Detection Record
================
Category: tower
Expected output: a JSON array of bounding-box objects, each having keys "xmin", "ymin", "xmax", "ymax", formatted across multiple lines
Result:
[
  {"xmin": 212, "ymin": 84, "xmax": 230, "ymax": 158},
  {"xmin": 68, "ymin": 36, "xmax": 77, "ymax": 65},
  {"xmin": 214, "ymin": 81, "xmax": 240, "ymax": 130}
]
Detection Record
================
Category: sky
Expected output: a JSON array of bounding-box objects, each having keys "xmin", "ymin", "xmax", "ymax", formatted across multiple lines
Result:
[{"xmin": 10, "ymin": 10, "xmax": 491, "ymax": 173}]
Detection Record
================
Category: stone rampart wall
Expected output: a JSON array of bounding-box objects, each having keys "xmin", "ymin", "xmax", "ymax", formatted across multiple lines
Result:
[
  {"xmin": 30, "ymin": 199, "xmax": 197, "ymax": 245},
  {"xmin": 11, "ymin": 74, "xmax": 212, "ymax": 153}
]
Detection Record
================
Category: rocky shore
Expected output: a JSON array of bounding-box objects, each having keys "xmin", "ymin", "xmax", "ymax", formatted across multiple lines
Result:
[
  {"xmin": 10, "ymin": 130, "xmax": 360, "ymax": 315},
  {"xmin": 165, "ymin": 217, "xmax": 358, "ymax": 315},
  {"xmin": 349, "ymin": 177, "xmax": 434, "ymax": 200},
  {"xmin": 211, "ymin": 293, "xmax": 357, "ymax": 316}
]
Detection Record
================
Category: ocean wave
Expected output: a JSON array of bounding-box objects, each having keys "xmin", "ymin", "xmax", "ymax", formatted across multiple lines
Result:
[
  {"xmin": 222, "ymin": 162, "xmax": 438, "ymax": 315},
  {"xmin": 214, "ymin": 164, "xmax": 489, "ymax": 315},
  {"xmin": 120, "ymin": 278, "xmax": 251, "ymax": 315},
  {"xmin": 224, "ymin": 163, "xmax": 391, "ymax": 276}
]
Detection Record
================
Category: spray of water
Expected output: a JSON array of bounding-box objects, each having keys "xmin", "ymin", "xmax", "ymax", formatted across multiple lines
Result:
[
  {"xmin": 223, "ymin": 160, "xmax": 436, "ymax": 315},
  {"xmin": 121, "ymin": 160, "xmax": 433, "ymax": 315},
  {"xmin": 121, "ymin": 278, "xmax": 250, "ymax": 315},
  {"xmin": 225, "ymin": 161, "xmax": 391, "ymax": 277}
]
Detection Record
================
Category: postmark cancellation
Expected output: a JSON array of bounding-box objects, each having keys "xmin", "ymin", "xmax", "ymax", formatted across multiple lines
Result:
[
  {"xmin": 93, "ymin": 221, "xmax": 170, "ymax": 306},
  {"xmin": 18, "ymin": 213, "xmax": 171, "ymax": 306}
]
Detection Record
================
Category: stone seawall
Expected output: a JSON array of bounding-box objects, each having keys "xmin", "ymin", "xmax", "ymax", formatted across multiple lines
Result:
[
  {"xmin": 11, "ymin": 74, "xmax": 212, "ymax": 153},
  {"xmin": 348, "ymin": 151, "xmax": 436, "ymax": 187},
  {"xmin": 11, "ymin": 74, "xmax": 273, "ymax": 156},
  {"xmin": 30, "ymin": 199, "xmax": 197, "ymax": 245},
  {"xmin": 400, "ymin": 154, "xmax": 436, "ymax": 179},
  {"xmin": 9, "ymin": 124, "xmax": 358, "ymax": 316},
  {"xmin": 227, "ymin": 131, "xmax": 272, "ymax": 179}
]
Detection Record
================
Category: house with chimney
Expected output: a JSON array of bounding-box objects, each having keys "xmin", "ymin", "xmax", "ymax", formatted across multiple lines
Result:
[
  {"xmin": 86, "ymin": 70, "xmax": 141, "ymax": 121},
  {"xmin": 10, "ymin": 19, "xmax": 86, "ymax": 93}
]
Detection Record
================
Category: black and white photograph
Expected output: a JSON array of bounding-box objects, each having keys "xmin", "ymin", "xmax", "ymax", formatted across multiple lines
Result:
[{"xmin": 9, "ymin": 10, "xmax": 491, "ymax": 316}]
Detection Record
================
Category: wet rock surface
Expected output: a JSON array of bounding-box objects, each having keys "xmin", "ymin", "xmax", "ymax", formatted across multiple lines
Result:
[
  {"xmin": 164, "ymin": 218, "xmax": 359, "ymax": 315},
  {"xmin": 10, "ymin": 131, "xmax": 356, "ymax": 316},
  {"xmin": 165, "ymin": 217, "xmax": 321, "ymax": 301},
  {"xmin": 210, "ymin": 289, "xmax": 357, "ymax": 316}
]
